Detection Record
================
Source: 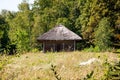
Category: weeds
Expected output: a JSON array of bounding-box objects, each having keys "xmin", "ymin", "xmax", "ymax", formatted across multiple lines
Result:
[
  {"xmin": 50, "ymin": 64, "xmax": 61, "ymax": 80},
  {"xmin": 0, "ymin": 52, "xmax": 119, "ymax": 80},
  {"xmin": 0, "ymin": 55, "xmax": 12, "ymax": 70},
  {"xmin": 83, "ymin": 71, "xmax": 94, "ymax": 80},
  {"xmin": 106, "ymin": 61, "xmax": 120, "ymax": 80}
]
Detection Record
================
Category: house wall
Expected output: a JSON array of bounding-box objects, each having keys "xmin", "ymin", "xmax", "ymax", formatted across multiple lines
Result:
[{"xmin": 42, "ymin": 40, "xmax": 75, "ymax": 52}]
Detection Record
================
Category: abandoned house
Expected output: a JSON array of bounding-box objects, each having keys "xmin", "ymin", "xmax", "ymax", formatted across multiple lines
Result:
[{"xmin": 37, "ymin": 24, "xmax": 82, "ymax": 52}]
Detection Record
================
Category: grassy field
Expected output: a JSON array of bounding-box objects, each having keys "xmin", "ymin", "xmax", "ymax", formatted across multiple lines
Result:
[{"xmin": 0, "ymin": 51, "xmax": 120, "ymax": 80}]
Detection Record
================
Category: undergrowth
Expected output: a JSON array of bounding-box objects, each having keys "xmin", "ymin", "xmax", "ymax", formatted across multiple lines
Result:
[
  {"xmin": 0, "ymin": 54, "xmax": 13, "ymax": 70},
  {"xmin": 0, "ymin": 52, "xmax": 119, "ymax": 80}
]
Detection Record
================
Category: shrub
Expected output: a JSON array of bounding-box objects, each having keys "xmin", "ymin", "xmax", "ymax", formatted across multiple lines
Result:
[{"xmin": 83, "ymin": 46, "xmax": 100, "ymax": 52}]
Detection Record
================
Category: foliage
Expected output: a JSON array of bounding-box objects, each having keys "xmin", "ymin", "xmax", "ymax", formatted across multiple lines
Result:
[
  {"xmin": 0, "ymin": 0, "xmax": 120, "ymax": 54},
  {"xmin": 50, "ymin": 64, "xmax": 61, "ymax": 80},
  {"xmin": 8, "ymin": 1, "xmax": 34, "ymax": 53},
  {"xmin": 0, "ymin": 11, "xmax": 10, "ymax": 54},
  {"xmin": 106, "ymin": 61, "xmax": 120, "ymax": 80},
  {"xmin": 83, "ymin": 46, "xmax": 100, "ymax": 52},
  {"xmin": 102, "ymin": 59, "xmax": 120, "ymax": 80},
  {"xmin": 94, "ymin": 18, "xmax": 112, "ymax": 51},
  {"xmin": 116, "ymin": 49, "xmax": 120, "ymax": 53},
  {"xmin": 83, "ymin": 71, "xmax": 94, "ymax": 80}
]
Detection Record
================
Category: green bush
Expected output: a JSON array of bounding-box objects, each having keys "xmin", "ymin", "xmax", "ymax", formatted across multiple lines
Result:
[
  {"xmin": 83, "ymin": 46, "xmax": 100, "ymax": 52},
  {"xmin": 116, "ymin": 49, "xmax": 120, "ymax": 53},
  {"xmin": 31, "ymin": 48, "xmax": 39, "ymax": 53}
]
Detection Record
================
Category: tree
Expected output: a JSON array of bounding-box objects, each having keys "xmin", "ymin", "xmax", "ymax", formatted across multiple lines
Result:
[
  {"xmin": 0, "ymin": 0, "xmax": 119, "ymax": 54},
  {"xmin": 0, "ymin": 10, "xmax": 11, "ymax": 53},
  {"xmin": 94, "ymin": 18, "xmax": 112, "ymax": 51},
  {"xmin": 18, "ymin": 0, "xmax": 30, "ymax": 11},
  {"xmin": 8, "ymin": 1, "xmax": 34, "ymax": 53}
]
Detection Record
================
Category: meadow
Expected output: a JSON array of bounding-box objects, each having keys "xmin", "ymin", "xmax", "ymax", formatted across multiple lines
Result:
[{"xmin": 0, "ymin": 51, "xmax": 120, "ymax": 80}]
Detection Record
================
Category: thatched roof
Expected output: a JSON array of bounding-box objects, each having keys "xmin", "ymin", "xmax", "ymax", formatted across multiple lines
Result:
[{"xmin": 37, "ymin": 25, "xmax": 82, "ymax": 41}]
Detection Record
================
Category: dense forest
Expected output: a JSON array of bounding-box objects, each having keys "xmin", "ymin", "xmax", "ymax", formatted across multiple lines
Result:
[{"xmin": 0, "ymin": 0, "xmax": 120, "ymax": 54}]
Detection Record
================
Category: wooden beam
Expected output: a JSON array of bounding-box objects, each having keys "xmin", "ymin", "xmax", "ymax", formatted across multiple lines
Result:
[
  {"xmin": 74, "ymin": 40, "xmax": 76, "ymax": 51},
  {"xmin": 43, "ymin": 42, "xmax": 45, "ymax": 53},
  {"xmin": 53, "ymin": 43, "xmax": 55, "ymax": 52},
  {"xmin": 63, "ymin": 43, "xmax": 64, "ymax": 51}
]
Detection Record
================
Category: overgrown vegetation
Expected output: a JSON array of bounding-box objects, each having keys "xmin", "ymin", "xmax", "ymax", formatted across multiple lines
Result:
[
  {"xmin": 51, "ymin": 64, "xmax": 61, "ymax": 80},
  {"xmin": 94, "ymin": 18, "xmax": 112, "ymax": 51},
  {"xmin": 107, "ymin": 61, "xmax": 120, "ymax": 80},
  {"xmin": 0, "ymin": 54, "xmax": 13, "ymax": 70},
  {"xmin": 0, "ymin": 52, "xmax": 119, "ymax": 80},
  {"xmin": 0, "ymin": 1, "xmax": 120, "ymax": 79},
  {"xmin": 0, "ymin": 0, "xmax": 120, "ymax": 54}
]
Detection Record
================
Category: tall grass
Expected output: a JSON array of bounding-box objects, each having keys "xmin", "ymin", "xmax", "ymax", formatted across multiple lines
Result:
[
  {"xmin": 0, "ymin": 52, "xmax": 119, "ymax": 80},
  {"xmin": 0, "ymin": 54, "xmax": 13, "ymax": 71}
]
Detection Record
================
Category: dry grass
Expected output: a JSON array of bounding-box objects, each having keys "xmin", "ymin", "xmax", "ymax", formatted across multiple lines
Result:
[{"xmin": 0, "ymin": 51, "xmax": 119, "ymax": 80}]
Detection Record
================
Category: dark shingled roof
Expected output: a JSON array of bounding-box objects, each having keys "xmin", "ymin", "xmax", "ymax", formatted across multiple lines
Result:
[{"xmin": 37, "ymin": 25, "xmax": 82, "ymax": 41}]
